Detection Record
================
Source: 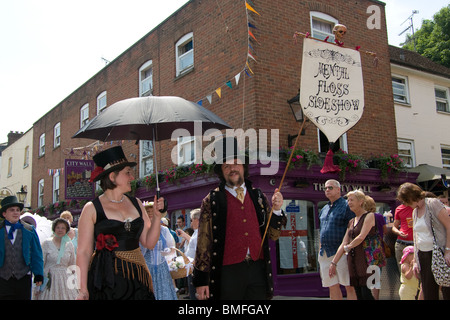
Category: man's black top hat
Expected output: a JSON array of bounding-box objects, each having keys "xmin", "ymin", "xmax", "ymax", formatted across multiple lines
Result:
[
  {"xmin": 213, "ymin": 137, "xmax": 248, "ymax": 175},
  {"xmin": 0, "ymin": 195, "xmax": 24, "ymax": 214},
  {"xmin": 90, "ymin": 146, "xmax": 137, "ymax": 182}
]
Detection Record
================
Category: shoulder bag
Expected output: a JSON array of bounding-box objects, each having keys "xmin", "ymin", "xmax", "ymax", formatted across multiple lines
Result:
[{"xmin": 428, "ymin": 203, "xmax": 450, "ymax": 287}]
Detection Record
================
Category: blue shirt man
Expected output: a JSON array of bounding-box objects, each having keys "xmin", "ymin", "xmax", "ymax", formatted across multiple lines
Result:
[
  {"xmin": 319, "ymin": 196, "xmax": 354, "ymax": 256},
  {"xmin": 318, "ymin": 180, "xmax": 356, "ymax": 300}
]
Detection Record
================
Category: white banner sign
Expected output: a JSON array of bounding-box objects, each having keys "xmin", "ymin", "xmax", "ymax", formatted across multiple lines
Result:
[{"xmin": 300, "ymin": 38, "xmax": 364, "ymax": 143}]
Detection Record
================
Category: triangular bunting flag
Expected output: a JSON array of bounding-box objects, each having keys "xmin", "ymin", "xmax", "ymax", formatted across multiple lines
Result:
[
  {"xmin": 248, "ymin": 22, "xmax": 257, "ymax": 29},
  {"xmin": 235, "ymin": 73, "xmax": 241, "ymax": 85},
  {"xmin": 215, "ymin": 88, "xmax": 222, "ymax": 98},
  {"xmin": 249, "ymin": 30, "xmax": 258, "ymax": 42},
  {"xmin": 197, "ymin": 99, "xmax": 203, "ymax": 106},
  {"xmin": 206, "ymin": 94, "xmax": 212, "ymax": 104},
  {"xmin": 245, "ymin": 69, "xmax": 252, "ymax": 77},
  {"xmin": 248, "ymin": 51, "xmax": 257, "ymax": 62},
  {"xmin": 226, "ymin": 81, "xmax": 232, "ymax": 89},
  {"xmin": 246, "ymin": 62, "xmax": 254, "ymax": 74},
  {"xmin": 245, "ymin": 2, "xmax": 260, "ymax": 15}
]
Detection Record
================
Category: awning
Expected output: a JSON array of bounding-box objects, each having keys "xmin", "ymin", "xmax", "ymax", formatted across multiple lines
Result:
[{"xmin": 407, "ymin": 164, "xmax": 450, "ymax": 191}]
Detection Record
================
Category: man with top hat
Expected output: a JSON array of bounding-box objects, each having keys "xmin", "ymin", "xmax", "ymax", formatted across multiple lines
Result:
[
  {"xmin": 0, "ymin": 195, "xmax": 43, "ymax": 299},
  {"xmin": 193, "ymin": 137, "xmax": 287, "ymax": 300}
]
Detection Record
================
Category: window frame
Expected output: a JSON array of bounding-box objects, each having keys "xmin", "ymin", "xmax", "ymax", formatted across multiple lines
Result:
[
  {"xmin": 177, "ymin": 136, "xmax": 196, "ymax": 166},
  {"xmin": 39, "ymin": 133, "xmax": 45, "ymax": 157},
  {"xmin": 7, "ymin": 157, "xmax": 12, "ymax": 178},
  {"xmin": 310, "ymin": 11, "xmax": 338, "ymax": 42},
  {"xmin": 139, "ymin": 60, "xmax": 153, "ymax": 97},
  {"xmin": 435, "ymin": 85, "xmax": 450, "ymax": 113},
  {"xmin": 392, "ymin": 75, "xmax": 410, "ymax": 104},
  {"xmin": 441, "ymin": 145, "xmax": 450, "ymax": 169},
  {"xmin": 317, "ymin": 129, "xmax": 348, "ymax": 154},
  {"xmin": 397, "ymin": 139, "xmax": 416, "ymax": 168},
  {"xmin": 38, "ymin": 179, "xmax": 44, "ymax": 207},
  {"xmin": 97, "ymin": 91, "xmax": 107, "ymax": 115},
  {"xmin": 23, "ymin": 146, "xmax": 29, "ymax": 168},
  {"xmin": 53, "ymin": 171, "xmax": 60, "ymax": 203},
  {"xmin": 139, "ymin": 140, "xmax": 154, "ymax": 178},
  {"xmin": 175, "ymin": 32, "xmax": 194, "ymax": 77},
  {"xmin": 80, "ymin": 103, "xmax": 89, "ymax": 128},
  {"xmin": 54, "ymin": 122, "xmax": 61, "ymax": 148}
]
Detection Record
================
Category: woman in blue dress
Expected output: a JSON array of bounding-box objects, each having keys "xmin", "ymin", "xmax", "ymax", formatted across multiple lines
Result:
[{"xmin": 141, "ymin": 202, "xmax": 177, "ymax": 300}]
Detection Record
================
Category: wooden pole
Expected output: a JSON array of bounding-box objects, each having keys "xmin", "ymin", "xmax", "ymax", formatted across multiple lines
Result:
[{"xmin": 258, "ymin": 117, "xmax": 307, "ymax": 255}]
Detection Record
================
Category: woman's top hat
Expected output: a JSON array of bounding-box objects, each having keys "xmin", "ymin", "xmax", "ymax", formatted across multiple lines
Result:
[
  {"xmin": 89, "ymin": 146, "xmax": 137, "ymax": 182},
  {"xmin": 0, "ymin": 195, "xmax": 24, "ymax": 214}
]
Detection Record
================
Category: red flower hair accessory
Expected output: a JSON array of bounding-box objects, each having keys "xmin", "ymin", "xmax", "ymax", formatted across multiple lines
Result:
[
  {"xmin": 89, "ymin": 166, "xmax": 105, "ymax": 182},
  {"xmin": 96, "ymin": 234, "xmax": 119, "ymax": 251}
]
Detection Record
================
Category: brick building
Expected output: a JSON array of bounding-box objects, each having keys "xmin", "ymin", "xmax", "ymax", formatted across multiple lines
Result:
[
  {"xmin": 32, "ymin": 0, "xmax": 397, "ymax": 208},
  {"xmin": 30, "ymin": 0, "xmax": 414, "ymax": 297}
]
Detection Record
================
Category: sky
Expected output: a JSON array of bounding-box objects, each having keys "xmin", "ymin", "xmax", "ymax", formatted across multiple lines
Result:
[{"xmin": 0, "ymin": 0, "xmax": 448, "ymax": 143}]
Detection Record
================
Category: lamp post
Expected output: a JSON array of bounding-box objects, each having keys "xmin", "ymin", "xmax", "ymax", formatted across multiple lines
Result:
[
  {"xmin": 287, "ymin": 93, "xmax": 306, "ymax": 148},
  {"xmin": 16, "ymin": 185, "xmax": 27, "ymax": 204}
]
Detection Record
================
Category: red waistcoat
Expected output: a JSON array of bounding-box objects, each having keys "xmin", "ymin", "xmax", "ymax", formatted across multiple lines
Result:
[{"xmin": 222, "ymin": 191, "xmax": 263, "ymax": 265}]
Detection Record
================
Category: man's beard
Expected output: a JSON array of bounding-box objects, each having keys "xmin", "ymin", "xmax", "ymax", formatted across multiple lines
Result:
[{"xmin": 225, "ymin": 171, "xmax": 244, "ymax": 187}]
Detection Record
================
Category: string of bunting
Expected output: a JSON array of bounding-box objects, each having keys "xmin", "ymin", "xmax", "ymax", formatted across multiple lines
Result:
[
  {"xmin": 196, "ymin": 0, "xmax": 260, "ymax": 107},
  {"xmin": 48, "ymin": 168, "xmax": 64, "ymax": 177},
  {"xmin": 292, "ymin": 31, "xmax": 379, "ymax": 67},
  {"xmin": 62, "ymin": 140, "xmax": 123, "ymax": 160},
  {"xmin": 65, "ymin": 1, "xmax": 260, "ymax": 159}
]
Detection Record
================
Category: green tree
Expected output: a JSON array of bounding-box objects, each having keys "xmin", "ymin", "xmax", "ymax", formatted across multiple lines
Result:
[{"xmin": 402, "ymin": 5, "xmax": 450, "ymax": 68}]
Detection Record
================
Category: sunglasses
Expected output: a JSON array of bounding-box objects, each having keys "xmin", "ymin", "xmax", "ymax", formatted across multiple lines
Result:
[{"xmin": 324, "ymin": 186, "xmax": 334, "ymax": 191}]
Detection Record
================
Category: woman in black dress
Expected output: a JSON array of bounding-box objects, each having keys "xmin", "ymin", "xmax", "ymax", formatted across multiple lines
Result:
[{"xmin": 76, "ymin": 146, "xmax": 164, "ymax": 300}]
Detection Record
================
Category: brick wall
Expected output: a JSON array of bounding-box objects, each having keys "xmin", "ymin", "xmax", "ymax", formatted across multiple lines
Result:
[{"xmin": 31, "ymin": 0, "xmax": 397, "ymax": 208}]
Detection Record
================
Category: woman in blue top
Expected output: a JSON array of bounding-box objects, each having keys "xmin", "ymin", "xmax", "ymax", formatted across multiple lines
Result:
[{"xmin": 141, "ymin": 202, "xmax": 177, "ymax": 300}]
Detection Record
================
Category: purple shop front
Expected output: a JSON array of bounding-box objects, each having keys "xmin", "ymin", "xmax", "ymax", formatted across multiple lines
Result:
[{"xmin": 135, "ymin": 162, "xmax": 418, "ymax": 297}]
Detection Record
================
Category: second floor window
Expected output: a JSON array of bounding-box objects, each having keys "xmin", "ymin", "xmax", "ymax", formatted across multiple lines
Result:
[
  {"xmin": 39, "ymin": 133, "xmax": 45, "ymax": 157},
  {"xmin": 54, "ymin": 122, "xmax": 61, "ymax": 148},
  {"xmin": 176, "ymin": 33, "xmax": 194, "ymax": 76},
  {"xmin": 310, "ymin": 12, "xmax": 338, "ymax": 41},
  {"xmin": 392, "ymin": 76, "xmax": 409, "ymax": 104},
  {"xmin": 97, "ymin": 91, "xmax": 107, "ymax": 114},
  {"xmin": 80, "ymin": 103, "xmax": 89, "ymax": 128},
  {"xmin": 24, "ymin": 146, "xmax": 29, "ymax": 168},
  {"xmin": 435, "ymin": 86, "xmax": 449, "ymax": 113},
  {"xmin": 7, "ymin": 157, "xmax": 12, "ymax": 177},
  {"xmin": 139, "ymin": 61, "xmax": 153, "ymax": 96}
]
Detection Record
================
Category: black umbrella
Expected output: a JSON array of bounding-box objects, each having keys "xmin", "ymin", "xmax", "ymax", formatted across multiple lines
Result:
[{"xmin": 72, "ymin": 96, "xmax": 231, "ymax": 197}]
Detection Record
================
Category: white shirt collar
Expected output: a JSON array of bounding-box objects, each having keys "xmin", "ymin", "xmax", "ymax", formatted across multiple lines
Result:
[{"xmin": 224, "ymin": 183, "xmax": 246, "ymax": 198}]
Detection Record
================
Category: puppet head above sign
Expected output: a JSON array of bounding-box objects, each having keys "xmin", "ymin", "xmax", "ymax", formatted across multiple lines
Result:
[
  {"xmin": 299, "ymin": 37, "xmax": 364, "ymax": 145},
  {"xmin": 332, "ymin": 24, "xmax": 347, "ymax": 44}
]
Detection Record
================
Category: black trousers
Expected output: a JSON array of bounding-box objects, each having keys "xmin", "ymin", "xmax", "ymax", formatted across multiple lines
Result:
[
  {"xmin": 0, "ymin": 275, "xmax": 32, "ymax": 300},
  {"xmin": 418, "ymin": 250, "xmax": 450, "ymax": 300},
  {"xmin": 220, "ymin": 259, "xmax": 266, "ymax": 300}
]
